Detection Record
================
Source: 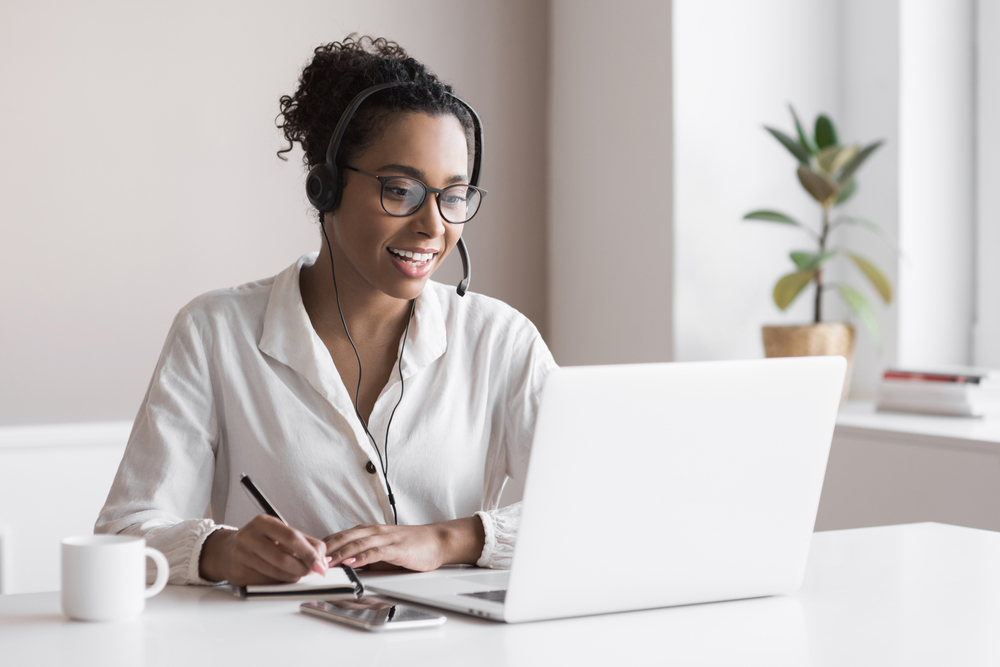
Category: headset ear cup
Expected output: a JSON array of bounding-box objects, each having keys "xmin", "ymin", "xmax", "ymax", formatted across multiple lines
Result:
[{"xmin": 306, "ymin": 163, "xmax": 341, "ymax": 212}]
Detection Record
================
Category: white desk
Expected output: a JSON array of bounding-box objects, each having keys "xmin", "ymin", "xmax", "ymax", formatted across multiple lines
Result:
[{"xmin": 1, "ymin": 523, "xmax": 998, "ymax": 666}]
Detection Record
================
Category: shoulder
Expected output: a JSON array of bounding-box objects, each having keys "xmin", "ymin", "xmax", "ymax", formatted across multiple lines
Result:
[
  {"xmin": 421, "ymin": 282, "xmax": 552, "ymax": 375},
  {"xmin": 172, "ymin": 274, "xmax": 277, "ymax": 343},
  {"xmin": 423, "ymin": 280, "xmax": 542, "ymax": 344}
]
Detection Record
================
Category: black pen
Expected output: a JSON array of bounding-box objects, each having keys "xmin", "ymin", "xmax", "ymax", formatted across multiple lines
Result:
[
  {"xmin": 239, "ymin": 473, "xmax": 328, "ymax": 574},
  {"xmin": 239, "ymin": 473, "xmax": 288, "ymax": 524}
]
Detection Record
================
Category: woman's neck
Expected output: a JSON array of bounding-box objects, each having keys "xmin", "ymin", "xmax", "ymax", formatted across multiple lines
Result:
[{"xmin": 299, "ymin": 248, "xmax": 413, "ymax": 350}]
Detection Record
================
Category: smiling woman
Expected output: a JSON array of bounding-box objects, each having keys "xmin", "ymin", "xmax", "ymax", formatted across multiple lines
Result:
[{"xmin": 94, "ymin": 36, "xmax": 556, "ymax": 587}]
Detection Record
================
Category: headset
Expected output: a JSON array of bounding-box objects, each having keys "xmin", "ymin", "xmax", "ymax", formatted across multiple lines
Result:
[
  {"xmin": 306, "ymin": 81, "xmax": 485, "ymax": 524},
  {"xmin": 306, "ymin": 81, "xmax": 483, "ymax": 297}
]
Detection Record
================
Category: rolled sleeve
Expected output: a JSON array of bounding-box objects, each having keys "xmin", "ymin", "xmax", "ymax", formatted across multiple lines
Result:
[
  {"xmin": 137, "ymin": 519, "xmax": 235, "ymax": 585},
  {"xmin": 475, "ymin": 502, "xmax": 521, "ymax": 569}
]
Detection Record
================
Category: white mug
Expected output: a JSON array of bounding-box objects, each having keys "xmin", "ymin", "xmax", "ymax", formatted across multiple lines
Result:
[{"xmin": 61, "ymin": 535, "xmax": 169, "ymax": 622}]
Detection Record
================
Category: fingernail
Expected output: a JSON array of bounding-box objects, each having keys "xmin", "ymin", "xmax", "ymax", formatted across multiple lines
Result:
[{"xmin": 343, "ymin": 557, "xmax": 356, "ymax": 566}]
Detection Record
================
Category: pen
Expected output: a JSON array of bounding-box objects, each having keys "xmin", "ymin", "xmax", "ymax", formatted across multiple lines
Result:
[
  {"xmin": 239, "ymin": 473, "xmax": 328, "ymax": 575},
  {"xmin": 239, "ymin": 473, "xmax": 287, "ymax": 524}
]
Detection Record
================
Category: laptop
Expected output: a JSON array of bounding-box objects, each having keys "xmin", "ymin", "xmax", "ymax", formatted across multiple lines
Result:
[{"xmin": 364, "ymin": 357, "xmax": 845, "ymax": 623}]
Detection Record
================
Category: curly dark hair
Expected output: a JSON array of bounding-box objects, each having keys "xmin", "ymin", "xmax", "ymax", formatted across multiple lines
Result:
[{"xmin": 276, "ymin": 35, "xmax": 474, "ymax": 171}]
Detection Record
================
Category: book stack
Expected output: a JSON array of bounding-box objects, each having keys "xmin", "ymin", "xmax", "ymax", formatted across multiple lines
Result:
[{"xmin": 876, "ymin": 368, "xmax": 1000, "ymax": 417}]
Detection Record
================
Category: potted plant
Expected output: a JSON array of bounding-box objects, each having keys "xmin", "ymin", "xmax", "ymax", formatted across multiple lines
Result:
[{"xmin": 744, "ymin": 106, "xmax": 892, "ymax": 400}]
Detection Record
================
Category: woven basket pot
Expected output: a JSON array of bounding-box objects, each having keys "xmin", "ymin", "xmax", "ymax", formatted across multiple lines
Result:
[{"xmin": 761, "ymin": 323, "xmax": 855, "ymax": 403}]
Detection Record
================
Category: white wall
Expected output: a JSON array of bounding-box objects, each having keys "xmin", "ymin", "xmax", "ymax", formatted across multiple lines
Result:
[
  {"xmin": 674, "ymin": 0, "xmax": 981, "ymax": 396},
  {"xmin": 0, "ymin": 0, "xmax": 549, "ymax": 426},
  {"xmin": 975, "ymin": 0, "xmax": 1000, "ymax": 368},
  {"xmin": 836, "ymin": 0, "xmax": 900, "ymax": 398},
  {"xmin": 673, "ymin": 0, "xmax": 843, "ymax": 363},
  {"xmin": 897, "ymin": 0, "xmax": 976, "ymax": 368},
  {"xmin": 548, "ymin": 0, "xmax": 673, "ymax": 366}
]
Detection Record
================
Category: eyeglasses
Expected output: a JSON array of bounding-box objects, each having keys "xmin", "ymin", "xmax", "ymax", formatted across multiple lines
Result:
[{"xmin": 343, "ymin": 166, "xmax": 487, "ymax": 224}]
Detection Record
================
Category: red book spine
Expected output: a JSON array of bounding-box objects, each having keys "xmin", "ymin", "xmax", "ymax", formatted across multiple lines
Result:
[{"xmin": 883, "ymin": 370, "xmax": 980, "ymax": 384}]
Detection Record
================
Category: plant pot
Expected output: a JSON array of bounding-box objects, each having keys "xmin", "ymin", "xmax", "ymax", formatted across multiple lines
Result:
[{"xmin": 761, "ymin": 323, "xmax": 855, "ymax": 403}]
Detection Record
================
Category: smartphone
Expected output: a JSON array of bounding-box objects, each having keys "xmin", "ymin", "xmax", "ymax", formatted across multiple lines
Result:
[{"xmin": 300, "ymin": 596, "xmax": 446, "ymax": 632}]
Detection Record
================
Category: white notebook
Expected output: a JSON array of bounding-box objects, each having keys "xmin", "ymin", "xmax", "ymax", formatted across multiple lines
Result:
[{"xmin": 237, "ymin": 565, "xmax": 363, "ymax": 600}]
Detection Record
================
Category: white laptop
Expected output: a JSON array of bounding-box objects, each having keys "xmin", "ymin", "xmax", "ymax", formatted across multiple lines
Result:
[{"xmin": 364, "ymin": 357, "xmax": 845, "ymax": 623}]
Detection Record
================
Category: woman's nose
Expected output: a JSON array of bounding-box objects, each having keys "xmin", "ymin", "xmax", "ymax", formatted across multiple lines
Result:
[{"xmin": 410, "ymin": 195, "xmax": 448, "ymax": 237}]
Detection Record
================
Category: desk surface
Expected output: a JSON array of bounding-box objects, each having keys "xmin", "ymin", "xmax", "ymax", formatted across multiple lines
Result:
[{"xmin": 2, "ymin": 523, "xmax": 999, "ymax": 667}]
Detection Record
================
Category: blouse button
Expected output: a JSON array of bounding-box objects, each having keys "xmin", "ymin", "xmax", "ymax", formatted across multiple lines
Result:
[{"xmin": 365, "ymin": 461, "xmax": 377, "ymax": 474}]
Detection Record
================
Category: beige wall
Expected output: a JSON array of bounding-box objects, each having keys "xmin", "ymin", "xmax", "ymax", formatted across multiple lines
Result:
[
  {"xmin": 548, "ymin": 0, "xmax": 674, "ymax": 366},
  {"xmin": 0, "ymin": 0, "xmax": 549, "ymax": 425}
]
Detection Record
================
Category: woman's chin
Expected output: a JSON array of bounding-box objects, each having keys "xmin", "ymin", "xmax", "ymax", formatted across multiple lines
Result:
[{"xmin": 378, "ymin": 274, "xmax": 431, "ymax": 301}]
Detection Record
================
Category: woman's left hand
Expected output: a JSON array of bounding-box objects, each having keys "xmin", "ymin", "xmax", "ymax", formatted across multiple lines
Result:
[{"xmin": 323, "ymin": 517, "xmax": 485, "ymax": 571}]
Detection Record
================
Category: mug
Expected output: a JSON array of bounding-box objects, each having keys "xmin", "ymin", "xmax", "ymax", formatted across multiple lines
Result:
[{"xmin": 61, "ymin": 535, "xmax": 169, "ymax": 622}]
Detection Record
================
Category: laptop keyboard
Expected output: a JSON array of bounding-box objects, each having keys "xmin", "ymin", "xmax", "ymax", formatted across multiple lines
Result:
[{"xmin": 460, "ymin": 589, "xmax": 507, "ymax": 603}]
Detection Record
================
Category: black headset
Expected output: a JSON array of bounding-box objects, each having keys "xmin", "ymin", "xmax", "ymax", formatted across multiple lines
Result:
[
  {"xmin": 307, "ymin": 81, "xmax": 485, "ymax": 525},
  {"xmin": 306, "ymin": 81, "xmax": 483, "ymax": 296}
]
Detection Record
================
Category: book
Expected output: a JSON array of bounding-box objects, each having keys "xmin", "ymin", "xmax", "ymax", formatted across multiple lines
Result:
[
  {"xmin": 882, "ymin": 368, "xmax": 990, "ymax": 384},
  {"xmin": 237, "ymin": 564, "xmax": 364, "ymax": 600},
  {"xmin": 876, "ymin": 367, "xmax": 1000, "ymax": 417}
]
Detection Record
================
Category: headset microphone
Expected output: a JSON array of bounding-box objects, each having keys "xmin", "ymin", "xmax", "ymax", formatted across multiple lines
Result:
[{"xmin": 456, "ymin": 237, "xmax": 471, "ymax": 297}]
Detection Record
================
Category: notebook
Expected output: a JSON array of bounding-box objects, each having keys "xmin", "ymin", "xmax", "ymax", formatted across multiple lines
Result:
[
  {"xmin": 365, "ymin": 357, "xmax": 846, "ymax": 623},
  {"xmin": 237, "ymin": 564, "xmax": 363, "ymax": 600}
]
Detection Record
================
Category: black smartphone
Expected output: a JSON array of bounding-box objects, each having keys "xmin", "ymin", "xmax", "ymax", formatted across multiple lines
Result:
[{"xmin": 300, "ymin": 596, "xmax": 446, "ymax": 632}]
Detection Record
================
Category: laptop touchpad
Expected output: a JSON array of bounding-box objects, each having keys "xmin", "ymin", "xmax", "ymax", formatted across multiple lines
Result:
[
  {"xmin": 378, "ymin": 571, "xmax": 510, "ymax": 598},
  {"xmin": 383, "ymin": 578, "xmax": 488, "ymax": 597},
  {"xmin": 456, "ymin": 572, "xmax": 509, "ymax": 589}
]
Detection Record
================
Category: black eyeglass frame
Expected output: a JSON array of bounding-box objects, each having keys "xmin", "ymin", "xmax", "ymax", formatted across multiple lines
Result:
[{"xmin": 342, "ymin": 165, "xmax": 488, "ymax": 224}]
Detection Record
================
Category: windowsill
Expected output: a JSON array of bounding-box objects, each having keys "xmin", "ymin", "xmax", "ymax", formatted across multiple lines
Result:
[{"xmin": 837, "ymin": 401, "xmax": 1000, "ymax": 451}]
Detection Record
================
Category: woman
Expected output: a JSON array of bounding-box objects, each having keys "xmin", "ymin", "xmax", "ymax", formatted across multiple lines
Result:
[{"xmin": 95, "ymin": 36, "xmax": 556, "ymax": 586}]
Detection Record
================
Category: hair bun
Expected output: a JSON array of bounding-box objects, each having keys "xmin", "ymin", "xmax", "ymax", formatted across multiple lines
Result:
[{"xmin": 276, "ymin": 35, "xmax": 472, "ymax": 172}]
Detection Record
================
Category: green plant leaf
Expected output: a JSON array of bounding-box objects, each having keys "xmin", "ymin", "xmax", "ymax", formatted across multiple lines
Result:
[
  {"xmin": 790, "ymin": 250, "xmax": 837, "ymax": 272},
  {"xmin": 773, "ymin": 270, "xmax": 816, "ymax": 310},
  {"xmin": 837, "ymin": 284, "xmax": 880, "ymax": 347},
  {"xmin": 743, "ymin": 210, "xmax": 802, "ymax": 226},
  {"xmin": 816, "ymin": 145, "xmax": 860, "ymax": 176},
  {"xmin": 797, "ymin": 165, "xmax": 837, "ymax": 203},
  {"xmin": 831, "ymin": 216, "xmax": 903, "ymax": 256},
  {"xmin": 789, "ymin": 105, "xmax": 817, "ymax": 155},
  {"xmin": 829, "ymin": 145, "xmax": 858, "ymax": 174},
  {"xmin": 815, "ymin": 114, "xmax": 839, "ymax": 149},
  {"xmin": 834, "ymin": 179, "xmax": 856, "ymax": 206},
  {"xmin": 835, "ymin": 140, "xmax": 883, "ymax": 186},
  {"xmin": 815, "ymin": 145, "xmax": 841, "ymax": 174},
  {"xmin": 765, "ymin": 126, "xmax": 811, "ymax": 165},
  {"xmin": 834, "ymin": 216, "xmax": 882, "ymax": 235},
  {"xmin": 848, "ymin": 253, "xmax": 893, "ymax": 303}
]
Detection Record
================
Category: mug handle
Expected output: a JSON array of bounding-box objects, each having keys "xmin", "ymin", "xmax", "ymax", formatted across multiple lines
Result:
[{"xmin": 144, "ymin": 547, "xmax": 169, "ymax": 598}]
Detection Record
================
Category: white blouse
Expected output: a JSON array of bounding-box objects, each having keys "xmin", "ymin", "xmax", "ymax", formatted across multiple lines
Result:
[{"xmin": 95, "ymin": 252, "xmax": 557, "ymax": 584}]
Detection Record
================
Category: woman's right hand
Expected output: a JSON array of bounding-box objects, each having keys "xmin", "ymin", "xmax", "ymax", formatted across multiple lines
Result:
[{"xmin": 198, "ymin": 515, "xmax": 328, "ymax": 585}]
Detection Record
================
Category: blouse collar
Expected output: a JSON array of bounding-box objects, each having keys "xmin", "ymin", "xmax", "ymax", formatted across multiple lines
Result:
[{"xmin": 258, "ymin": 253, "xmax": 448, "ymax": 414}]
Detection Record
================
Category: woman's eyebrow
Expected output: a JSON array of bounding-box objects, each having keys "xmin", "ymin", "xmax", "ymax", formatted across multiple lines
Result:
[
  {"xmin": 377, "ymin": 163, "xmax": 423, "ymax": 178},
  {"xmin": 376, "ymin": 164, "xmax": 469, "ymax": 184}
]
